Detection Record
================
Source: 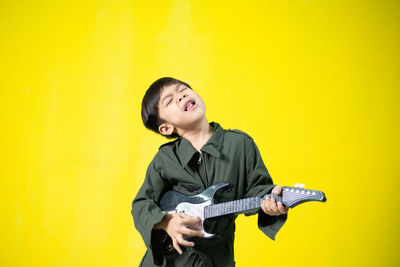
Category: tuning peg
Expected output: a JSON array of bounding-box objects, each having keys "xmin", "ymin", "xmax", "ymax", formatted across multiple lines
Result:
[{"xmin": 294, "ymin": 183, "xmax": 299, "ymax": 188}]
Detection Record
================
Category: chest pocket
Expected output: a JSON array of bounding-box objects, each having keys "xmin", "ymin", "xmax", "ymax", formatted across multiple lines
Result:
[
  {"xmin": 173, "ymin": 182, "xmax": 204, "ymax": 196},
  {"xmin": 213, "ymin": 183, "xmax": 236, "ymax": 204}
]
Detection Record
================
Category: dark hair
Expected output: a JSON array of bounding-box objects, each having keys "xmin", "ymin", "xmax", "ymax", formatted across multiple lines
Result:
[{"xmin": 141, "ymin": 77, "xmax": 192, "ymax": 139}]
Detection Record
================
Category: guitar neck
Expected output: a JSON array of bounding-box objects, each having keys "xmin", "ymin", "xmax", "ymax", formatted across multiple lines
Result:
[
  {"xmin": 203, "ymin": 186, "xmax": 326, "ymax": 219},
  {"xmin": 204, "ymin": 196, "xmax": 262, "ymax": 219}
]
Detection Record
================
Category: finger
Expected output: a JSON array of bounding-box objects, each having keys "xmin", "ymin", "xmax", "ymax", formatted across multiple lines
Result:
[
  {"xmin": 178, "ymin": 236, "xmax": 195, "ymax": 247},
  {"xmin": 272, "ymin": 185, "xmax": 282, "ymax": 195},
  {"xmin": 277, "ymin": 201, "xmax": 287, "ymax": 214},
  {"xmin": 265, "ymin": 198, "xmax": 273, "ymax": 214},
  {"xmin": 178, "ymin": 213, "xmax": 190, "ymax": 218},
  {"xmin": 182, "ymin": 227, "xmax": 204, "ymax": 237},
  {"xmin": 172, "ymin": 238, "xmax": 183, "ymax": 255},
  {"xmin": 261, "ymin": 198, "xmax": 268, "ymax": 214},
  {"xmin": 284, "ymin": 205, "xmax": 289, "ymax": 212},
  {"xmin": 182, "ymin": 216, "xmax": 202, "ymax": 226},
  {"xmin": 264, "ymin": 197, "xmax": 275, "ymax": 215},
  {"xmin": 269, "ymin": 197, "xmax": 278, "ymax": 214},
  {"xmin": 192, "ymin": 222, "xmax": 202, "ymax": 231},
  {"xmin": 263, "ymin": 197, "xmax": 272, "ymax": 213}
]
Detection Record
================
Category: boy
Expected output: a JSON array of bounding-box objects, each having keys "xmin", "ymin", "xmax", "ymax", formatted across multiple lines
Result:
[{"xmin": 131, "ymin": 77, "xmax": 288, "ymax": 267}]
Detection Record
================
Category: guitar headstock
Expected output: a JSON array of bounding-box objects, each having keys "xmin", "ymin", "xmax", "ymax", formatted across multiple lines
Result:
[{"xmin": 281, "ymin": 184, "xmax": 327, "ymax": 208}]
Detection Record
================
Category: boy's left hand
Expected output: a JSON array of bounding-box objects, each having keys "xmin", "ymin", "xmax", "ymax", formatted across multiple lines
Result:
[{"xmin": 261, "ymin": 185, "xmax": 289, "ymax": 216}]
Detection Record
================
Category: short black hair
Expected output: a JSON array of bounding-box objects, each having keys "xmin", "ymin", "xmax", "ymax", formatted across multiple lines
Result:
[{"xmin": 141, "ymin": 77, "xmax": 192, "ymax": 139}]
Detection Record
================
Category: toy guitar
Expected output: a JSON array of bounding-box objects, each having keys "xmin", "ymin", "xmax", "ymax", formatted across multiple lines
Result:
[{"xmin": 159, "ymin": 182, "xmax": 326, "ymax": 253}]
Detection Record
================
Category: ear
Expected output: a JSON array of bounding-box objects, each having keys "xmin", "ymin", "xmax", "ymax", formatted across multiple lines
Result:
[{"xmin": 158, "ymin": 122, "xmax": 175, "ymax": 136}]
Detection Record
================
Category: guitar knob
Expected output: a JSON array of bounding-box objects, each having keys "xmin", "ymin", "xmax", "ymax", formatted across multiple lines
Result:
[
  {"xmin": 300, "ymin": 184, "xmax": 305, "ymax": 189},
  {"xmin": 294, "ymin": 183, "xmax": 299, "ymax": 188}
]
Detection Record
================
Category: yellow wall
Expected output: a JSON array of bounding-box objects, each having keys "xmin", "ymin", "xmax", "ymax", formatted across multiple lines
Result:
[{"xmin": 1, "ymin": 0, "xmax": 399, "ymax": 266}]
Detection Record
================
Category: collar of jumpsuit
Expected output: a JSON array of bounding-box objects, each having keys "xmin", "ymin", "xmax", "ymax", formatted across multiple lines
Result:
[{"xmin": 176, "ymin": 121, "xmax": 223, "ymax": 167}]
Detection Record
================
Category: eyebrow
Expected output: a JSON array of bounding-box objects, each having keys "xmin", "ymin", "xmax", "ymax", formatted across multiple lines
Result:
[{"xmin": 161, "ymin": 84, "xmax": 181, "ymax": 105}]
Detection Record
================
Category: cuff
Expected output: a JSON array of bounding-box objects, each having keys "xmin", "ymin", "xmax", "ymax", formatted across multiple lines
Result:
[
  {"xmin": 146, "ymin": 211, "xmax": 167, "ymax": 266},
  {"xmin": 257, "ymin": 210, "xmax": 288, "ymax": 240}
]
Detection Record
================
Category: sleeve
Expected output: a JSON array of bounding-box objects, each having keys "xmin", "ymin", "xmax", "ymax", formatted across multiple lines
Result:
[
  {"xmin": 243, "ymin": 137, "xmax": 288, "ymax": 241},
  {"xmin": 131, "ymin": 156, "xmax": 168, "ymax": 266}
]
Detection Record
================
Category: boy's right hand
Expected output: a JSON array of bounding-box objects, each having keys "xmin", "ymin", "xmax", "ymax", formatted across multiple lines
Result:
[{"xmin": 154, "ymin": 213, "xmax": 204, "ymax": 255}]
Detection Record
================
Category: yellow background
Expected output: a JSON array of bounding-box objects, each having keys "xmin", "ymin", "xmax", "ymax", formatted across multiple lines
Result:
[{"xmin": 1, "ymin": 0, "xmax": 399, "ymax": 266}]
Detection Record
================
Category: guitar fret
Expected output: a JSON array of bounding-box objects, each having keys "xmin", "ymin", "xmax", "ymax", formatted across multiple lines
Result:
[
  {"xmin": 201, "ymin": 192, "xmax": 314, "ymax": 219},
  {"xmin": 204, "ymin": 196, "xmax": 265, "ymax": 219}
]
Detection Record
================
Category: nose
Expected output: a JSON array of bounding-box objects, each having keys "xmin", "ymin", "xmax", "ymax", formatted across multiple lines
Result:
[{"xmin": 178, "ymin": 93, "xmax": 187, "ymax": 102}]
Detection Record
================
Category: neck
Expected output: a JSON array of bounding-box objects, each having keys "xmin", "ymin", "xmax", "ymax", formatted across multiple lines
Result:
[{"xmin": 179, "ymin": 118, "xmax": 213, "ymax": 152}]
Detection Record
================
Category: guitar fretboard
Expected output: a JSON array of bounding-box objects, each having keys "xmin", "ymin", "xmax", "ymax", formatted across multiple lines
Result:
[{"xmin": 203, "ymin": 197, "xmax": 262, "ymax": 219}]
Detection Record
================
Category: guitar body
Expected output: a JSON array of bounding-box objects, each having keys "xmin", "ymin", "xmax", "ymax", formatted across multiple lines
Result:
[{"xmin": 159, "ymin": 182, "xmax": 230, "ymax": 238}]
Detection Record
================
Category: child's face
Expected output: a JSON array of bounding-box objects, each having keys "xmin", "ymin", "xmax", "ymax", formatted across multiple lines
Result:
[{"xmin": 157, "ymin": 83, "xmax": 206, "ymax": 136}]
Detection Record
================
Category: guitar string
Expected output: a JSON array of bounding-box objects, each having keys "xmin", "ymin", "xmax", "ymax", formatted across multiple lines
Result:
[{"xmin": 204, "ymin": 194, "xmax": 317, "ymax": 219}]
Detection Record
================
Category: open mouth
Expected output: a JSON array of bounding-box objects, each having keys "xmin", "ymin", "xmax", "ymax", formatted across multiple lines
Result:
[{"xmin": 184, "ymin": 100, "xmax": 196, "ymax": 111}]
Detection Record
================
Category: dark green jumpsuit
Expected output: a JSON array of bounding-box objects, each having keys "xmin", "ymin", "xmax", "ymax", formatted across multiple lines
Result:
[{"xmin": 131, "ymin": 122, "xmax": 287, "ymax": 266}]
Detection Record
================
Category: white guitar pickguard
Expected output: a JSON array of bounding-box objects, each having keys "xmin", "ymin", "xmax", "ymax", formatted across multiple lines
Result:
[{"xmin": 170, "ymin": 200, "xmax": 213, "ymax": 238}]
